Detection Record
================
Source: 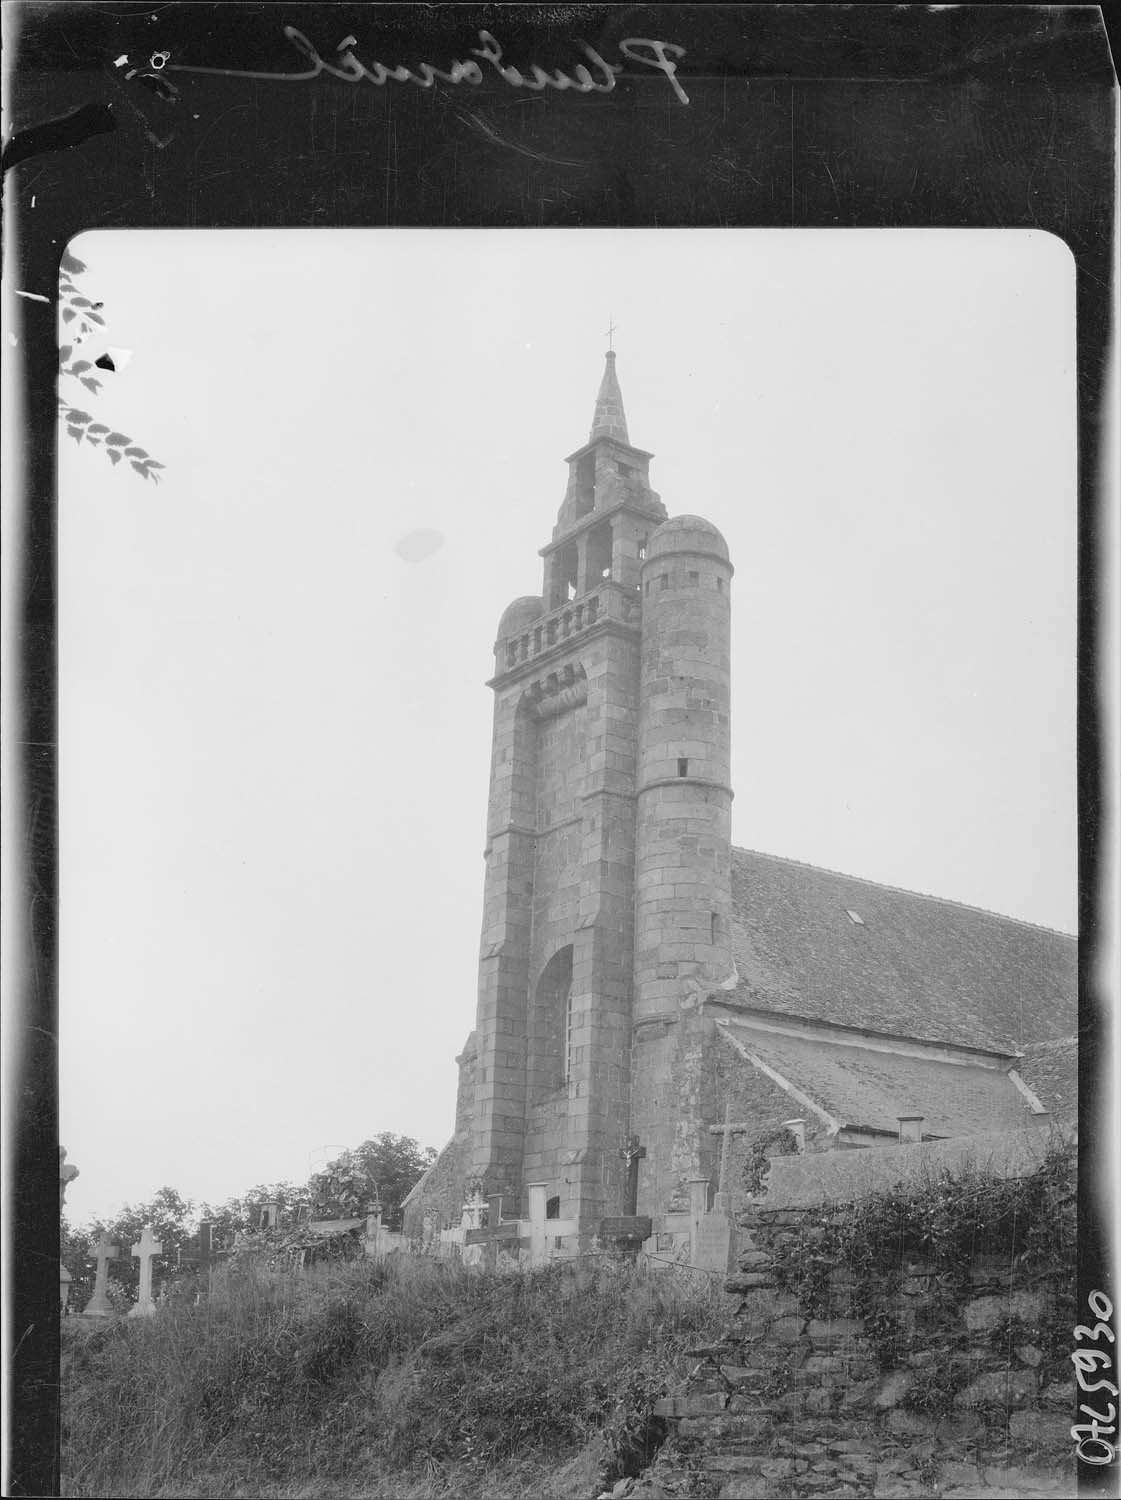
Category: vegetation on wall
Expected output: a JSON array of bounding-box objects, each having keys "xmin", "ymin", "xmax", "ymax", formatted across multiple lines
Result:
[
  {"xmin": 763, "ymin": 1134, "xmax": 1077, "ymax": 1409},
  {"xmin": 741, "ymin": 1123, "xmax": 801, "ymax": 1196}
]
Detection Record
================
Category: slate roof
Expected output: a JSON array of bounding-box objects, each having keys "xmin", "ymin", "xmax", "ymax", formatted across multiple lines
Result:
[
  {"xmin": 718, "ymin": 1017, "xmax": 1034, "ymax": 1138},
  {"xmin": 1015, "ymin": 1037, "xmax": 1078, "ymax": 1123},
  {"xmin": 728, "ymin": 848, "xmax": 1077, "ymax": 1056}
]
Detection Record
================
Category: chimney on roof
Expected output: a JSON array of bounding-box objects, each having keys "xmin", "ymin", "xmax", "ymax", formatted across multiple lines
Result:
[
  {"xmin": 897, "ymin": 1116, "xmax": 924, "ymax": 1145},
  {"xmin": 782, "ymin": 1118, "xmax": 807, "ymax": 1152}
]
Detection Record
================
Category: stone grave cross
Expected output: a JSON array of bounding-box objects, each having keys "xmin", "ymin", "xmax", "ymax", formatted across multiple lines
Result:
[
  {"xmin": 83, "ymin": 1233, "xmax": 120, "ymax": 1317},
  {"xmin": 463, "ymin": 1193, "xmax": 519, "ymax": 1271},
  {"xmin": 128, "ymin": 1227, "xmax": 163, "ymax": 1317},
  {"xmin": 521, "ymin": 1183, "xmax": 578, "ymax": 1267},
  {"xmin": 620, "ymin": 1135, "xmax": 646, "ymax": 1216},
  {"xmin": 178, "ymin": 1221, "xmax": 226, "ymax": 1294}
]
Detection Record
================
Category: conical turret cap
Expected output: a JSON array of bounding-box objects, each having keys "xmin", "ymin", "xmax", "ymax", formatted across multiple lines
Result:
[{"xmin": 589, "ymin": 351, "xmax": 630, "ymax": 444}]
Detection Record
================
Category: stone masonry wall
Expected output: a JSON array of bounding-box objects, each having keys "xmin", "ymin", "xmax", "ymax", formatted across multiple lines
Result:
[{"xmin": 652, "ymin": 1207, "xmax": 1075, "ymax": 1499}]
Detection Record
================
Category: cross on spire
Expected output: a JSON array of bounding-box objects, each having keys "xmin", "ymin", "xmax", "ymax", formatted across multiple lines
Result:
[{"xmin": 604, "ymin": 315, "xmax": 617, "ymax": 353}]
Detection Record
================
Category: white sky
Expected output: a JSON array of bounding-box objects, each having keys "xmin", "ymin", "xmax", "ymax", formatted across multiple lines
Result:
[{"xmin": 56, "ymin": 228, "xmax": 1077, "ymax": 1225}]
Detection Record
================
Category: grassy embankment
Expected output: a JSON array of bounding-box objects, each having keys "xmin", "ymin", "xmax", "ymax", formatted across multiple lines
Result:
[{"xmin": 62, "ymin": 1252, "xmax": 728, "ymax": 1499}]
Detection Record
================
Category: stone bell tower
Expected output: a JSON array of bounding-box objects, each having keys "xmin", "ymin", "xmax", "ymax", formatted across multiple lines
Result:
[{"xmin": 471, "ymin": 352, "xmax": 733, "ymax": 1232}]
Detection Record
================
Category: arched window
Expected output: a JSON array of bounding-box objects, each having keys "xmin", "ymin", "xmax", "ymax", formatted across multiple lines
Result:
[{"xmin": 530, "ymin": 945, "xmax": 574, "ymax": 1098}]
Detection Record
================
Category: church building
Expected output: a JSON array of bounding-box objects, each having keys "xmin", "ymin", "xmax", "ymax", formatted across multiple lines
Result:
[{"xmin": 404, "ymin": 353, "xmax": 1077, "ymax": 1245}]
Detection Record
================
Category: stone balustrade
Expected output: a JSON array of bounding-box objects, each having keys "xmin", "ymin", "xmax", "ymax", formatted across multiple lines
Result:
[{"xmin": 497, "ymin": 583, "xmax": 641, "ymax": 676}]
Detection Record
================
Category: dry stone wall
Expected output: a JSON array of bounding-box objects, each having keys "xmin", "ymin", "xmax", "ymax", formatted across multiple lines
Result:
[{"xmin": 649, "ymin": 1205, "xmax": 1075, "ymax": 1499}]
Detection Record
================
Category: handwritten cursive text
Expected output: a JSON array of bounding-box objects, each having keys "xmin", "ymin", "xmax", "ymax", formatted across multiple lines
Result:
[{"xmin": 168, "ymin": 28, "xmax": 691, "ymax": 105}]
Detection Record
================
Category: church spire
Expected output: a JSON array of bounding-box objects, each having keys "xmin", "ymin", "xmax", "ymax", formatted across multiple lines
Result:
[{"xmin": 589, "ymin": 350, "xmax": 630, "ymax": 444}]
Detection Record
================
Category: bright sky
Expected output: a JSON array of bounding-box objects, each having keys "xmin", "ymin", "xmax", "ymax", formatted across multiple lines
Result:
[{"xmin": 56, "ymin": 228, "xmax": 1077, "ymax": 1226}]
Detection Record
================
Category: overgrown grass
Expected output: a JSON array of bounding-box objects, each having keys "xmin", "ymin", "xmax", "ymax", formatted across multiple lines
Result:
[{"xmin": 62, "ymin": 1254, "xmax": 727, "ymax": 1498}]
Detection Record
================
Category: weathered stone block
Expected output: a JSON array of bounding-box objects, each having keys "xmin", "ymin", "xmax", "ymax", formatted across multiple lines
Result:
[
  {"xmin": 935, "ymin": 1412, "xmax": 984, "ymax": 1443},
  {"xmin": 873, "ymin": 1371, "xmax": 911, "ymax": 1408},
  {"xmin": 772, "ymin": 1389, "xmax": 811, "ymax": 1416},
  {"xmin": 935, "ymin": 1460, "xmax": 982, "ymax": 1491},
  {"xmin": 840, "ymin": 1376, "xmax": 879, "ymax": 1408},
  {"xmin": 652, "ymin": 1393, "xmax": 726, "ymax": 1418},
  {"xmin": 705, "ymin": 1456, "xmax": 770, "ymax": 1474},
  {"xmin": 1008, "ymin": 1410, "xmax": 1075, "ymax": 1451},
  {"xmin": 804, "ymin": 1387, "xmax": 836, "ymax": 1415},
  {"xmin": 725, "ymin": 1397, "xmax": 778, "ymax": 1426},
  {"xmin": 717, "ymin": 1479, "xmax": 770, "ymax": 1500},
  {"xmin": 1040, "ymin": 1378, "xmax": 1075, "ymax": 1407},
  {"xmin": 760, "ymin": 1458, "xmax": 797, "ymax": 1478},
  {"xmin": 725, "ymin": 1272, "xmax": 774, "ymax": 1292},
  {"xmin": 963, "ymin": 1291, "xmax": 1045, "ymax": 1333},
  {"xmin": 770, "ymin": 1315, "xmax": 807, "ymax": 1345},
  {"xmin": 807, "ymin": 1317, "xmax": 863, "ymax": 1347},
  {"xmin": 954, "ymin": 1368, "xmax": 1038, "ymax": 1408},
  {"xmin": 984, "ymin": 1463, "xmax": 1068, "ymax": 1491},
  {"xmin": 1015, "ymin": 1342, "xmax": 1043, "ymax": 1366},
  {"xmin": 886, "ymin": 1409, "xmax": 934, "ymax": 1437}
]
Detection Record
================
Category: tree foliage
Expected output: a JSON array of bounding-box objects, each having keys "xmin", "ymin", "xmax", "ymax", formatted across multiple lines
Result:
[
  {"xmin": 199, "ymin": 1181, "xmax": 312, "ymax": 1246},
  {"xmin": 56, "ymin": 249, "xmax": 164, "ymax": 481},
  {"xmin": 308, "ymin": 1134, "xmax": 437, "ymax": 1229},
  {"xmin": 62, "ymin": 1131, "xmax": 438, "ymax": 1310}
]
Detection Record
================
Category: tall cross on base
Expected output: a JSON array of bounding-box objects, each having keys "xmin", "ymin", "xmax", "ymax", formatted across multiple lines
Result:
[
  {"xmin": 83, "ymin": 1233, "xmax": 119, "ymax": 1317},
  {"xmin": 128, "ymin": 1227, "xmax": 163, "ymax": 1317},
  {"xmin": 620, "ymin": 1135, "xmax": 646, "ymax": 1217}
]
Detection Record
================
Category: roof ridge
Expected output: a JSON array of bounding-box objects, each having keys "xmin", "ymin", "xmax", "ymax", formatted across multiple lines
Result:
[{"xmin": 731, "ymin": 844, "xmax": 1077, "ymax": 941}]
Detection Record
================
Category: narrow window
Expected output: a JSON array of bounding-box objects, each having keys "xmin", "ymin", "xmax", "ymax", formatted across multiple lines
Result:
[
  {"xmin": 717, "ymin": 576, "xmax": 724, "ymax": 593},
  {"xmin": 638, "ymin": 537, "xmax": 647, "ymax": 560},
  {"xmin": 546, "ymin": 1196, "xmax": 560, "ymax": 1220},
  {"xmin": 689, "ymin": 570, "xmax": 700, "ymax": 585},
  {"xmin": 711, "ymin": 912, "xmax": 718, "ymax": 944},
  {"xmin": 564, "ymin": 989, "xmax": 576, "ymax": 1083},
  {"xmin": 678, "ymin": 757, "xmax": 689, "ymax": 777},
  {"xmin": 587, "ymin": 520, "xmax": 613, "ymax": 583},
  {"xmin": 575, "ymin": 452, "xmax": 596, "ymax": 516},
  {"xmin": 645, "ymin": 579, "xmax": 651, "ymax": 596},
  {"xmin": 660, "ymin": 574, "xmax": 669, "ymax": 591}
]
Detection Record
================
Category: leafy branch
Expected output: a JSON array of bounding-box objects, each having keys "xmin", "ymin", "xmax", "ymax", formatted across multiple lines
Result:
[{"xmin": 57, "ymin": 249, "xmax": 165, "ymax": 483}]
